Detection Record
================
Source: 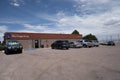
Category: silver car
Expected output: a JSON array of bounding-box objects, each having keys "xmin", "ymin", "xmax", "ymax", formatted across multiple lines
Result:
[
  {"xmin": 77, "ymin": 40, "xmax": 93, "ymax": 48},
  {"xmin": 91, "ymin": 40, "xmax": 99, "ymax": 47},
  {"xmin": 69, "ymin": 42, "xmax": 82, "ymax": 48}
]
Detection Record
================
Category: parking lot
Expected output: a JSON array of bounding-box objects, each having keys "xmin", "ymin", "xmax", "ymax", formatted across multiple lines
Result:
[{"xmin": 0, "ymin": 44, "xmax": 120, "ymax": 80}]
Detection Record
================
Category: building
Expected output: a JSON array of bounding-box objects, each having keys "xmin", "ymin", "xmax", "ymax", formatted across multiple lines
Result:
[{"xmin": 4, "ymin": 32, "xmax": 82, "ymax": 48}]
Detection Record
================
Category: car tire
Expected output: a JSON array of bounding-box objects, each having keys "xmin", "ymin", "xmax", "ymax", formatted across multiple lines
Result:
[
  {"xmin": 83, "ymin": 44, "xmax": 87, "ymax": 48},
  {"xmin": 89, "ymin": 46, "xmax": 92, "ymax": 48},
  {"xmin": 18, "ymin": 50, "xmax": 22, "ymax": 53},
  {"xmin": 66, "ymin": 47, "xmax": 69, "ymax": 50},
  {"xmin": 52, "ymin": 46, "xmax": 54, "ymax": 49},
  {"xmin": 5, "ymin": 49, "xmax": 9, "ymax": 54},
  {"xmin": 96, "ymin": 45, "xmax": 99, "ymax": 47}
]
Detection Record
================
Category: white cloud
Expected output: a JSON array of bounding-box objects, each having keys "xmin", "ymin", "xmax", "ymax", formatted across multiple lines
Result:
[
  {"xmin": 0, "ymin": 26, "xmax": 8, "ymax": 33},
  {"xmin": 12, "ymin": 3, "xmax": 20, "ymax": 7},
  {"xmin": 0, "ymin": 25, "xmax": 8, "ymax": 41},
  {"xmin": 23, "ymin": 24, "xmax": 55, "ymax": 33},
  {"xmin": 73, "ymin": 0, "xmax": 120, "ymax": 15},
  {"xmin": 9, "ymin": 0, "xmax": 25, "ymax": 7},
  {"xmin": 38, "ymin": 7, "xmax": 120, "ymax": 40},
  {"xmin": 74, "ymin": 0, "xmax": 110, "ymax": 3},
  {"xmin": 23, "ymin": 24, "xmax": 48, "ymax": 31},
  {"xmin": 60, "ymin": 8, "xmax": 120, "ymax": 34},
  {"xmin": 22, "ymin": 23, "xmax": 71, "ymax": 34},
  {"xmin": 0, "ymin": 18, "xmax": 32, "ymax": 24},
  {"xmin": 36, "ymin": 0, "xmax": 41, "ymax": 3},
  {"xmin": 58, "ymin": 15, "xmax": 82, "ymax": 27},
  {"xmin": 17, "ymin": 30, "xmax": 37, "ymax": 33}
]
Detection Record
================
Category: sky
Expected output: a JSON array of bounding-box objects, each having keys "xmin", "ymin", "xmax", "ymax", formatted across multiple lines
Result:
[{"xmin": 0, "ymin": 0, "xmax": 120, "ymax": 41}]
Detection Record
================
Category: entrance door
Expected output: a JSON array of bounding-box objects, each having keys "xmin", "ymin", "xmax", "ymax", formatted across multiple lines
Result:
[{"xmin": 35, "ymin": 40, "xmax": 39, "ymax": 48}]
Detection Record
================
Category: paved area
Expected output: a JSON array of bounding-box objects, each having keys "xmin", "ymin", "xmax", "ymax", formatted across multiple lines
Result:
[{"xmin": 0, "ymin": 45, "xmax": 120, "ymax": 80}]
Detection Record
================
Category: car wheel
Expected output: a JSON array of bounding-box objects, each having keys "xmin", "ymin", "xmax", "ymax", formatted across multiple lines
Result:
[
  {"xmin": 5, "ymin": 49, "xmax": 9, "ymax": 54},
  {"xmin": 66, "ymin": 47, "xmax": 69, "ymax": 50},
  {"xmin": 83, "ymin": 44, "xmax": 87, "ymax": 48},
  {"xmin": 96, "ymin": 45, "xmax": 99, "ymax": 47},
  {"xmin": 89, "ymin": 46, "xmax": 92, "ymax": 48},
  {"xmin": 51, "ymin": 46, "xmax": 54, "ymax": 49},
  {"xmin": 18, "ymin": 50, "xmax": 22, "ymax": 53}
]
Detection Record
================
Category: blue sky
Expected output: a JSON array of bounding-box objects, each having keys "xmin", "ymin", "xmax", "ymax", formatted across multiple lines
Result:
[{"xmin": 0, "ymin": 0, "xmax": 120, "ymax": 41}]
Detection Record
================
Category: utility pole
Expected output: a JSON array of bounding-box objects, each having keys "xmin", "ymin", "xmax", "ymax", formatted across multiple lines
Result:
[
  {"xmin": 110, "ymin": 35, "xmax": 112, "ymax": 41},
  {"xmin": 118, "ymin": 34, "xmax": 120, "ymax": 41}
]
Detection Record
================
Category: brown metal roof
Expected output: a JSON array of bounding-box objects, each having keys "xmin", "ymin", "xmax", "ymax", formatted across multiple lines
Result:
[{"xmin": 4, "ymin": 32, "xmax": 82, "ymax": 40}]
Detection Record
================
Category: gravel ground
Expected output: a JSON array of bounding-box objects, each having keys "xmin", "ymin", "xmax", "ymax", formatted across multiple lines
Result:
[{"xmin": 0, "ymin": 45, "xmax": 120, "ymax": 80}]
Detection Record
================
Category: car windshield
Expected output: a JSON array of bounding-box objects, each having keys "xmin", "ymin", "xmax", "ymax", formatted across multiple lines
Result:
[
  {"xmin": 7, "ymin": 41, "xmax": 21, "ymax": 46},
  {"xmin": 62, "ymin": 41, "xmax": 68, "ymax": 44},
  {"xmin": 84, "ymin": 40, "xmax": 91, "ymax": 42}
]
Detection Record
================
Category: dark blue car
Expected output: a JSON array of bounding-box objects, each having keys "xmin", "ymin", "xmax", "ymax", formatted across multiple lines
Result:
[
  {"xmin": 107, "ymin": 41, "xmax": 115, "ymax": 46},
  {"xmin": 4, "ymin": 40, "xmax": 23, "ymax": 54},
  {"xmin": 51, "ymin": 40, "xmax": 69, "ymax": 50}
]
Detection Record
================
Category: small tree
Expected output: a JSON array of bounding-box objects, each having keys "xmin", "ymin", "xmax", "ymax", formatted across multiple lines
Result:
[
  {"xmin": 72, "ymin": 30, "xmax": 79, "ymax": 34},
  {"xmin": 83, "ymin": 34, "xmax": 98, "ymax": 41}
]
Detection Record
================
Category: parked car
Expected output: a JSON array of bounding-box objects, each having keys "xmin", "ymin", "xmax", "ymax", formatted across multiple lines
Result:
[
  {"xmin": 91, "ymin": 40, "xmax": 99, "ymax": 47},
  {"xmin": 107, "ymin": 41, "xmax": 115, "ymax": 46},
  {"xmin": 77, "ymin": 39, "xmax": 93, "ymax": 48},
  {"xmin": 51, "ymin": 40, "xmax": 69, "ymax": 49},
  {"xmin": 69, "ymin": 42, "xmax": 82, "ymax": 48},
  {"xmin": 4, "ymin": 40, "xmax": 23, "ymax": 54}
]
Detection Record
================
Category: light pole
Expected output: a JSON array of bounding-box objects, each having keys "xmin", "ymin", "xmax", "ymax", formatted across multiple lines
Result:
[
  {"xmin": 118, "ymin": 34, "xmax": 120, "ymax": 41},
  {"xmin": 110, "ymin": 35, "xmax": 112, "ymax": 41}
]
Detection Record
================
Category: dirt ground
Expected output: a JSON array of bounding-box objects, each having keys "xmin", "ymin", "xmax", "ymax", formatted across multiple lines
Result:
[{"xmin": 0, "ymin": 44, "xmax": 120, "ymax": 80}]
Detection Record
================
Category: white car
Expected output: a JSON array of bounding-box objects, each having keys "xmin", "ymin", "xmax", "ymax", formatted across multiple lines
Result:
[
  {"xmin": 69, "ymin": 42, "xmax": 82, "ymax": 48},
  {"xmin": 77, "ymin": 40, "xmax": 93, "ymax": 48},
  {"xmin": 91, "ymin": 40, "xmax": 99, "ymax": 47}
]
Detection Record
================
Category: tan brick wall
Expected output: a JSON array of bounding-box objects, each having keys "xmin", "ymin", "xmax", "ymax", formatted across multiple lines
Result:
[{"xmin": 17, "ymin": 40, "xmax": 32, "ymax": 49}]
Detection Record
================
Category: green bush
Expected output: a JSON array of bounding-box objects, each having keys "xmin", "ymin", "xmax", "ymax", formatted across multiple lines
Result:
[{"xmin": 0, "ymin": 45, "xmax": 4, "ymax": 51}]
